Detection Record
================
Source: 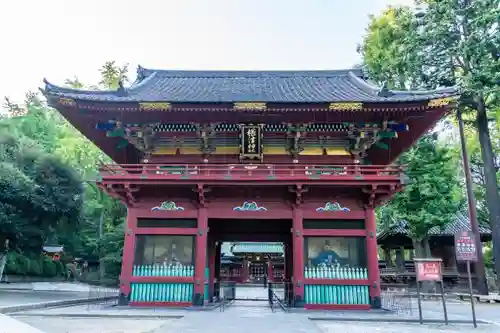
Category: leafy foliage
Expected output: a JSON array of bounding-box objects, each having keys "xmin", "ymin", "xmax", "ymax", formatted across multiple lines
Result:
[
  {"xmin": 361, "ymin": 0, "xmax": 500, "ymax": 274},
  {"xmin": 0, "ymin": 61, "xmax": 128, "ymax": 280},
  {"xmin": 380, "ymin": 135, "xmax": 463, "ymax": 241}
]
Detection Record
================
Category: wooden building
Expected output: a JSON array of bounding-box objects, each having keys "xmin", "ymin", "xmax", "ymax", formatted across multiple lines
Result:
[
  {"xmin": 377, "ymin": 211, "xmax": 492, "ymax": 288},
  {"xmin": 219, "ymin": 242, "xmax": 285, "ymax": 283},
  {"xmin": 43, "ymin": 66, "xmax": 459, "ymax": 309}
]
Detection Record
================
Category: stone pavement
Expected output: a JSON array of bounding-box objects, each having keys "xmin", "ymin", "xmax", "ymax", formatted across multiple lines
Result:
[
  {"xmin": 0, "ymin": 290, "xmax": 90, "ymax": 308},
  {"xmin": 12, "ymin": 299, "xmax": 500, "ymax": 333},
  {"xmin": 5, "ymin": 286, "xmax": 500, "ymax": 333}
]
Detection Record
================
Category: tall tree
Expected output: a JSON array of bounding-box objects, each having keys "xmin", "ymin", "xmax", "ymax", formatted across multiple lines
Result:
[
  {"xmin": 359, "ymin": 0, "xmax": 500, "ymax": 277},
  {"xmin": 386, "ymin": 135, "xmax": 463, "ymax": 254}
]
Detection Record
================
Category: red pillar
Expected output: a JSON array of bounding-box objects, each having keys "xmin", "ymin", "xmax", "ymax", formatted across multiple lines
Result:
[
  {"xmin": 194, "ymin": 207, "xmax": 208, "ymax": 305},
  {"xmin": 119, "ymin": 208, "xmax": 137, "ymax": 305},
  {"xmin": 292, "ymin": 206, "xmax": 304, "ymax": 305},
  {"xmin": 365, "ymin": 206, "xmax": 381, "ymax": 308}
]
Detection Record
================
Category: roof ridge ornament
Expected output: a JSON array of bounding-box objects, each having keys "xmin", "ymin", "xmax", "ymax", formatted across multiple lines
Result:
[
  {"xmin": 136, "ymin": 65, "xmax": 146, "ymax": 81},
  {"xmin": 116, "ymin": 81, "xmax": 127, "ymax": 97},
  {"xmin": 377, "ymin": 81, "xmax": 394, "ymax": 97}
]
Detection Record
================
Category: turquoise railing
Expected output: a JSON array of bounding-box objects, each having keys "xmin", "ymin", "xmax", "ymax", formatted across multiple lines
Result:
[
  {"xmin": 132, "ymin": 264, "xmax": 195, "ymax": 276},
  {"xmin": 130, "ymin": 283, "xmax": 193, "ymax": 302},
  {"xmin": 304, "ymin": 266, "xmax": 368, "ymax": 279},
  {"xmin": 304, "ymin": 284, "xmax": 370, "ymax": 305}
]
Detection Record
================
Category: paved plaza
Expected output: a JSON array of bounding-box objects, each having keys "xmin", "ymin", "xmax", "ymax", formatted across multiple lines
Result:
[{"xmin": 1, "ymin": 286, "xmax": 499, "ymax": 333}]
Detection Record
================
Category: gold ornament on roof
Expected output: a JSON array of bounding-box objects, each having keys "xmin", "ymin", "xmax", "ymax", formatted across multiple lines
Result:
[
  {"xmin": 427, "ymin": 97, "xmax": 456, "ymax": 107},
  {"xmin": 139, "ymin": 102, "xmax": 172, "ymax": 111},
  {"xmin": 233, "ymin": 102, "xmax": 267, "ymax": 110},
  {"xmin": 58, "ymin": 98, "xmax": 75, "ymax": 106},
  {"xmin": 328, "ymin": 102, "xmax": 363, "ymax": 110}
]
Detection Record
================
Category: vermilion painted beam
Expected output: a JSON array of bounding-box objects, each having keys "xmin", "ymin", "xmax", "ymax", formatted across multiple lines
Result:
[
  {"xmin": 130, "ymin": 276, "xmax": 194, "ymax": 283},
  {"xmin": 304, "ymin": 278, "xmax": 369, "ymax": 285},
  {"xmin": 302, "ymin": 211, "xmax": 365, "ymax": 220},
  {"xmin": 208, "ymin": 210, "xmax": 293, "ymax": 219},
  {"xmin": 100, "ymin": 180, "xmax": 401, "ymax": 186},
  {"xmin": 304, "ymin": 304, "xmax": 371, "ymax": 310},
  {"xmin": 303, "ymin": 229, "xmax": 366, "ymax": 237},
  {"xmin": 134, "ymin": 228, "xmax": 198, "ymax": 235},
  {"xmin": 135, "ymin": 210, "xmax": 198, "ymax": 219}
]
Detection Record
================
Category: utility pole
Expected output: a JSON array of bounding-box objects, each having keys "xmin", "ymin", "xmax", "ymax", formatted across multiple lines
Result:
[{"xmin": 457, "ymin": 107, "xmax": 488, "ymax": 295}]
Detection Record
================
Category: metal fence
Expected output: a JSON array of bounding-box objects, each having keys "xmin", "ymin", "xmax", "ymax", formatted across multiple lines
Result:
[
  {"xmin": 86, "ymin": 279, "xmax": 120, "ymax": 309},
  {"xmin": 219, "ymin": 282, "xmax": 236, "ymax": 312},
  {"xmin": 268, "ymin": 282, "xmax": 294, "ymax": 312},
  {"xmin": 381, "ymin": 285, "xmax": 414, "ymax": 315}
]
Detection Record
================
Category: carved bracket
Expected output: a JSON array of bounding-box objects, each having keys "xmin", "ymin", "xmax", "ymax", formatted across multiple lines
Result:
[
  {"xmin": 286, "ymin": 123, "xmax": 308, "ymax": 159},
  {"xmin": 195, "ymin": 123, "xmax": 216, "ymax": 159},
  {"xmin": 193, "ymin": 184, "xmax": 211, "ymax": 207},
  {"xmin": 362, "ymin": 184, "xmax": 402, "ymax": 208},
  {"xmin": 288, "ymin": 184, "xmax": 308, "ymax": 206}
]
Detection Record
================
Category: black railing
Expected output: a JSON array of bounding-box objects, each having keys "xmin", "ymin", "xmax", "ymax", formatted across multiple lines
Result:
[
  {"xmin": 381, "ymin": 285, "xmax": 414, "ymax": 315},
  {"xmin": 218, "ymin": 281, "xmax": 236, "ymax": 312},
  {"xmin": 268, "ymin": 282, "xmax": 295, "ymax": 312},
  {"xmin": 86, "ymin": 280, "xmax": 120, "ymax": 309}
]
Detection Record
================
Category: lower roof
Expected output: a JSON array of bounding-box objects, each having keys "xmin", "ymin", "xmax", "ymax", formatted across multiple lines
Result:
[{"xmin": 377, "ymin": 211, "xmax": 491, "ymax": 241}]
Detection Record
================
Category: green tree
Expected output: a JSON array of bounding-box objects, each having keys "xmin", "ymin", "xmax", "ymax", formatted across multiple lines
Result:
[
  {"xmin": 359, "ymin": 0, "xmax": 500, "ymax": 277},
  {"xmin": 99, "ymin": 61, "xmax": 129, "ymax": 90},
  {"xmin": 384, "ymin": 135, "xmax": 463, "ymax": 255},
  {"xmin": 0, "ymin": 61, "xmax": 129, "ymax": 281}
]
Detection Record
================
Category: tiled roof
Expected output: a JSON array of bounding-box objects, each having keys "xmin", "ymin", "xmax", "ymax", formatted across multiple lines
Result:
[
  {"xmin": 377, "ymin": 211, "xmax": 491, "ymax": 240},
  {"xmin": 43, "ymin": 66, "xmax": 459, "ymax": 103},
  {"xmin": 43, "ymin": 245, "xmax": 64, "ymax": 253},
  {"xmin": 231, "ymin": 242, "xmax": 284, "ymax": 254}
]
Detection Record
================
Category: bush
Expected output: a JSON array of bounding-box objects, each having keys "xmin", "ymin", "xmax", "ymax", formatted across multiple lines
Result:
[
  {"xmin": 4, "ymin": 252, "xmax": 62, "ymax": 277},
  {"xmin": 41, "ymin": 257, "xmax": 57, "ymax": 277},
  {"xmin": 28, "ymin": 259, "xmax": 41, "ymax": 276}
]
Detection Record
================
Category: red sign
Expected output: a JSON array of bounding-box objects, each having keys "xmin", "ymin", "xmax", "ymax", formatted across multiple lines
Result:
[
  {"xmin": 415, "ymin": 259, "xmax": 442, "ymax": 281},
  {"xmin": 455, "ymin": 231, "xmax": 478, "ymax": 262}
]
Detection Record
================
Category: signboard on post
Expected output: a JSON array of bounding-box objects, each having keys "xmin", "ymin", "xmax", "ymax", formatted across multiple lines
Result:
[
  {"xmin": 416, "ymin": 260, "xmax": 442, "ymax": 282},
  {"xmin": 455, "ymin": 231, "xmax": 478, "ymax": 328},
  {"xmin": 414, "ymin": 258, "xmax": 448, "ymax": 325},
  {"xmin": 455, "ymin": 231, "xmax": 478, "ymax": 262}
]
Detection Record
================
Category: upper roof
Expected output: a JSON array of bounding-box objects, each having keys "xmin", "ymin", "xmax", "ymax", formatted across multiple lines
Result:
[{"xmin": 43, "ymin": 66, "xmax": 459, "ymax": 104}]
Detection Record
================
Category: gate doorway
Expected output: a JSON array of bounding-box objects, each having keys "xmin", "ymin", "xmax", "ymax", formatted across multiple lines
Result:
[{"xmin": 208, "ymin": 219, "xmax": 293, "ymax": 306}]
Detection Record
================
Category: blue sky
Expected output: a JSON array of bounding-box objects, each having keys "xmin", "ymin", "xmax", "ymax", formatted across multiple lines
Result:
[{"xmin": 0, "ymin": 0, "xmax": 413, "ymax": 105}]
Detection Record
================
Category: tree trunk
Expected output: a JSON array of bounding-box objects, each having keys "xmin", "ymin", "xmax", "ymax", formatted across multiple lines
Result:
[
  {"xmin": 413, "ymin": 239, "xmax": 424, "ymax": 258},
  {"xmin": 0, "ymin": 254, "xmax": 6, "ymax": 282},
  {"xmin": 98, "ymin": 208, "xmax": 105, "ymax": 282},
  {"xmin": 421, "ymin": 236, "xmax": 437, "ymax": 293},
  {"xmin": 476, "ymin": 98, "xmax": 500, "ymax": 287}
]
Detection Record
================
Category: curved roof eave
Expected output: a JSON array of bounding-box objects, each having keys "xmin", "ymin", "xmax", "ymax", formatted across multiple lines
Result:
[
  {"xmin": 346, "ymin": 72, "xmax": 460, "ymax": 98},
  {"xmin": 41, "ymin": 67, "xmax": 461, "ymax": 104}
]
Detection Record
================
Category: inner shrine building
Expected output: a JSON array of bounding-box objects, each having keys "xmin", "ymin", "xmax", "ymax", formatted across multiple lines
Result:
[{"xmin": 43, "ymin": 67, "xmax": 458, "ymax": 310}]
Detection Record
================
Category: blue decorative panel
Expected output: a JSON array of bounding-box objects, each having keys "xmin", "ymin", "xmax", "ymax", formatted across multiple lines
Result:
[
  {"xmin": 316, "ymin": 202, "xmax": 350, "ymax": 212},
  {"xmin": 152, "ymin": 201, "xmax": 185, "ymax": 211},
  {"xmin": 233, "ymin": 201, "xmax": 267, "ymax": 212}
]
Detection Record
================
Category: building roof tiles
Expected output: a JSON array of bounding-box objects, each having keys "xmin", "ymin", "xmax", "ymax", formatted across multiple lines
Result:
[{"xmin": 43, "ymin": 66, "xmax": 459, "ymax": 104}]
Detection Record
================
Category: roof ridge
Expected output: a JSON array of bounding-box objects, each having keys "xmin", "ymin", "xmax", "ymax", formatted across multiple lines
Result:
[{"xmin": 137, "ymin": 66, "xmax": 363, "ymax": 78}]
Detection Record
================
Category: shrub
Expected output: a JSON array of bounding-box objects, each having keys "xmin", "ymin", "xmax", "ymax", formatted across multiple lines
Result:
[
  {"xmin": 41, "ymin": 257, "xmax": 57, "ymax": 277},
  {"xmin": 28, "ymin": 259, "xmax": 42, "ymax": 276}
]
